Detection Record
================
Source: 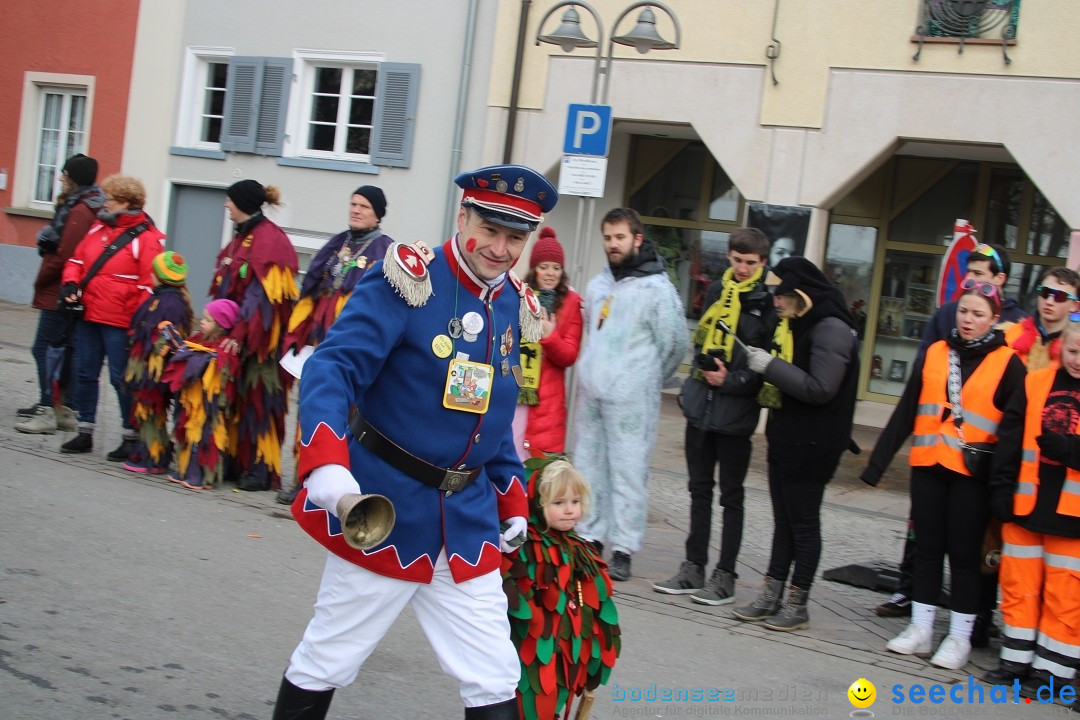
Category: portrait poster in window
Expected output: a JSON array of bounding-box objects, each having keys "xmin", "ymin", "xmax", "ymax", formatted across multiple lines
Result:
[
  {"xmin": 746, "ymin": 203, "xmax": 812, "ymax": 267},
  {"xmin": 888, "ymin": 359, "xmax": 908, "ymax": 383}
]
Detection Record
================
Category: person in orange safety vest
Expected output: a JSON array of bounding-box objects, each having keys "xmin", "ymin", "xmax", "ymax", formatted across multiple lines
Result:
[
  {"xmin": 1004, "ymin": 267, "xmax": 1080, "ymax": 371},
  {"xmin": 866, "ymin": 280, "xmax": 1026, "ymax": 671},
  {"xmin": 985, "ymin": 319, "xmax": 1080, "ymax": 704}
]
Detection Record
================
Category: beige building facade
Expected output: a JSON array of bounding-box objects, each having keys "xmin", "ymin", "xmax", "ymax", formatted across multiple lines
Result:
[{"xmin": 486, "ymin": 0, "xmax": 1080, "ymax": 420}]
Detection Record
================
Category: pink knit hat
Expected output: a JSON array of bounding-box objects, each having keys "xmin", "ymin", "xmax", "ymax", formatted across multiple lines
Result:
[
  {"xmin": 529, "ymin": 226, "xmax": 565, "ymax": 269},
  {"xmin": 205, "ymin": 299, "xmax": 240, "ymax": 330}
]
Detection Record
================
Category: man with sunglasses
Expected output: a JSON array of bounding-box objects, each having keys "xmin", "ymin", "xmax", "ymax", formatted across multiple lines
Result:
[
  {"xmin": 916, "ymin": 242, "xmax": 1026, "ymax": 356},
  {"xmin": 872, "ymin": 242, "xmax": 1026, "ymax": 646},
  {"xmin": 1005, "ymin": 268, "xmax": 1080, "ymax": 369}
]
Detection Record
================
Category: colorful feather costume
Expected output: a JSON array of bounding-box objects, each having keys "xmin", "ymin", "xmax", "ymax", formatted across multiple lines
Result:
[
  {"xmin": 124, "ymin": 287, "xmax": 192, "ymax": 470},
  {"xmin": 501, "ymin": 457, "xmax": 621, "ymax": 720},
  {"xmin": 163, "ymin": 335, "xmax": 240, "ymax": 489},
  {"xmin": 283, "ymin": 228, "xmax": 392, "ymax": 353},
  {"xmin": 209, "ymin": 213, "xmax": 299, "ymax": 490}
]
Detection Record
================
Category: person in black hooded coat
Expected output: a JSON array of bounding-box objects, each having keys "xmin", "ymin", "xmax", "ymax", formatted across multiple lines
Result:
[{"xmin": 731, "ymin": 256, "xmax": 860, "ymax": 632}]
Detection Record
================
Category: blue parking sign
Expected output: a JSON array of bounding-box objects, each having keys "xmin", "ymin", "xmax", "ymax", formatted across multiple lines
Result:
[{"xmin": 563, "ymin": 104, "xmax": 612, "ymax": 157}]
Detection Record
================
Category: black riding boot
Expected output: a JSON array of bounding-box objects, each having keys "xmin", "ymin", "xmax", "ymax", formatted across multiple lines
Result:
[
  {"xmin": 464, "ymin": 698, "xmax": 518, "ymax": 719},
  {"xmin": 271, "ymin": 676, "xmax": 335, "ymax": 720}
]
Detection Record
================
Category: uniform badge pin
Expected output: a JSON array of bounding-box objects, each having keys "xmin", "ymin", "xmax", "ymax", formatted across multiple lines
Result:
[
  {"xmin": 462, "ymin": 311, "xmax": 484, "ymax": 335},
  {"xmin": 501, "ymin": 358, "xmax": 509, "ymax": 376},
  {"xmin": 448, "ymin": 318, "xmax": 464, "ymax": 339},
  {"xmin": 463, "ymin": 331, "xmax": 478, "ymax": 343}
]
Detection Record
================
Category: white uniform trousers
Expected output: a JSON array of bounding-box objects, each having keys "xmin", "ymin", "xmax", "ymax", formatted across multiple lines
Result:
[{"xmin": 285, "ymin": 549, "xmax": 518, "ymax": 707}]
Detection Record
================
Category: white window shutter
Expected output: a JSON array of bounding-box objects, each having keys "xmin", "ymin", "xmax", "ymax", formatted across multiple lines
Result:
[
  {"xmin": 221, "ymin": 57, "xmax": 263, "ymax": 153},
  {"xmin": 254, "ymin": 58, "xmax": 293, "ymax": 156},
  {"xmin": 370, "ymin": 63, "xmax": 420, "ymax": 168}
]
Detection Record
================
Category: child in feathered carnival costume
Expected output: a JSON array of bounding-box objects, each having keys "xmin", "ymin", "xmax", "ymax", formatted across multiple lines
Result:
[
  {"xmin": 164, "ymin": 298, "xmax": 241, "ymax": 491},
  {"xmin": 210, "ymin": 180, "xmax": 299, "ymax": 492},
  {"xmin": 502, "ymin": 456, "xmax": 621, "ymax": 720},
  {"xmin": 122, "ymin": 251, "xmax": 195, "ymax": 474}
]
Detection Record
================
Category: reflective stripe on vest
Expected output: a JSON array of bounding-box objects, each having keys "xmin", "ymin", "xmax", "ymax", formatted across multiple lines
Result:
[
  {"xmin": 1016, "ymin": 367, "xmax": 1080, "ymax": 517},
  {"xmin": 910, "ymin": 341, "xmax": 1014, "ymax": 476}
]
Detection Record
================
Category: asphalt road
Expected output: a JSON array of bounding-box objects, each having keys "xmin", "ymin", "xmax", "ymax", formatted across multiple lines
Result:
[{"xmin": 0, "ymin": 442, "xmax": 1052, "ymax": 720}]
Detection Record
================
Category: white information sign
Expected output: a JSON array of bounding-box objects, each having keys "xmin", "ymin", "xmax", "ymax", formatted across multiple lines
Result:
[{"xmin": 558, "ymin": 155, "xmax": 608, "ymax": 198}]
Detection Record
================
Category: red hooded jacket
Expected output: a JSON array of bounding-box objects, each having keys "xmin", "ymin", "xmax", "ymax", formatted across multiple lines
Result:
[
  {"xmin": 62, "ymin": 211, "xmax": 166, "ymax": 328},
  {"xmin": 524, "ymin": 288, "xmax": 583, "ymax": 455}
]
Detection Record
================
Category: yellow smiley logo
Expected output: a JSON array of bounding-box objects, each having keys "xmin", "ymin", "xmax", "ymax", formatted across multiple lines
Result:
[{"xmin": 847, "ymin": 678, "xmax": 876, "ymax": 709}]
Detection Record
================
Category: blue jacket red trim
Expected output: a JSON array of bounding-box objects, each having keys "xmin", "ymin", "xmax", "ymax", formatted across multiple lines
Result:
[{"xmin": 293, "ymin": 238, "xmax": 528, "ymax": 583}]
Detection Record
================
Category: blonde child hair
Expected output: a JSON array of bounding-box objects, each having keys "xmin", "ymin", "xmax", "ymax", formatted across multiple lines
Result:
[{"xmin": 536, "ymin": 459, "xmax": 591, "ymax": 518}]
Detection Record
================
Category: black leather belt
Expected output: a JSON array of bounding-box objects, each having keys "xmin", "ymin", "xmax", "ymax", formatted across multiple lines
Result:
[{"xmin": 348, "ymin": 408, "xmax": 480, "ymax": 494}]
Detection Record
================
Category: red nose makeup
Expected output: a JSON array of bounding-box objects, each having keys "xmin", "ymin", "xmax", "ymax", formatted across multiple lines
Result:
[{"xmin": 465, "ymin": 237, "xmax": 477, "ymax": 252}]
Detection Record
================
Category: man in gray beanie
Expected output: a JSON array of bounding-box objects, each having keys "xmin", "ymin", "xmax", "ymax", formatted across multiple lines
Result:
[{"xmin": 276, "ymin": 186, "xmax": 394, "ymax": 504}]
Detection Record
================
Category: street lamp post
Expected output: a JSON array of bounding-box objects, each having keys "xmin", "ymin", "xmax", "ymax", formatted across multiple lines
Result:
[
  {"xmin": 536, "ymin": 1, "xmax": 681, "ymax": 288},
  {"xmin": 535, "ymin": 1, "xmax": 680, "ymax": 450}
]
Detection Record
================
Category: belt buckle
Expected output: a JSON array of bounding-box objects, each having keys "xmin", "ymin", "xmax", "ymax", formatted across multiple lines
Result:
[{"xmin": 440, "ymin": 469, "xmax": 470, "ymax": 495}]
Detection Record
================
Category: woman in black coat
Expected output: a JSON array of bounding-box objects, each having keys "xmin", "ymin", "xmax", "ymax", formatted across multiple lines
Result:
[{"xmin": 732, "ymin": 257, "xmax": 860, "ymax": 632}]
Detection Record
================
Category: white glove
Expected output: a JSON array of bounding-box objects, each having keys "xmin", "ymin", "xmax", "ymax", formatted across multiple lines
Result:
[
  {"xmin": 745, "ymin": 346, "xmax": 774, "ymax": 374},
  {"xmin": 305, "ymin": 464, "xmax": 358, "ymax": 517},
  {"xmin": 499, "ymin": 516, "xmax": 528, "ymax": 553}
]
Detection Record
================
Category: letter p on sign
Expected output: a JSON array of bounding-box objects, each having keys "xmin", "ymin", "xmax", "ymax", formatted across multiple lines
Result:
[{"xmin": 563, "ymin": 104, "xmax": 612, "ymax": 157}]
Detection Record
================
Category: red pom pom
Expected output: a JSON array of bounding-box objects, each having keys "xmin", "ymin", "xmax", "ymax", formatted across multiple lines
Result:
[{"xmin": 539, "ymin": 226, "xmax": 556, "ymax": 240}]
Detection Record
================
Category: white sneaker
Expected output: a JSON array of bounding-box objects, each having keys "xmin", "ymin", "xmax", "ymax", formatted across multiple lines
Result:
[
  {"xmin": 886, "ymin": 623, "xmax": 933, "ymax": 656},
  {"xmin": 14, "ymin": 405, "xmax": 57, "ymax": 434},
  {"xmin": 930, "ymin": 634, "xmax": 971, "ymax": 670},
  {"xmin": 56, "ymin": 406, "xmax": 78, "ymax": 432}
]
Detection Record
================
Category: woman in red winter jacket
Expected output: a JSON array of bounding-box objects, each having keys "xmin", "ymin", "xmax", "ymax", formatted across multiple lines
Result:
[
  {"xmin": 513, "ymin": 227, "xmax": 583, "ymax": 459},
  {"xmin": 59, "ymin": 175, "xmax": 166, "ymax": 458}
]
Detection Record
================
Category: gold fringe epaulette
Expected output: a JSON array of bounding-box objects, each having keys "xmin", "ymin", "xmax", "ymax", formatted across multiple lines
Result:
[{"xmin": 383, "ymin": 242, "xmax": 433, "ymax": 307}]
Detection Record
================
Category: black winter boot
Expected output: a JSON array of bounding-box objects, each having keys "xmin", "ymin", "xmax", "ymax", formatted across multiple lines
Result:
[
  {"xmin": 732, "ymin": 576, "xmax": 784, "ymax": 621},
  {"xmin": 762, "ymin": 585, "xmax": 810, "ymax": 631},
  {"xmin": 271, "ymin": 676, "xmax": 334, "ymax": 720},
  {"xmin": 464, "ymin": 698, "xmax": 518, "ymax": 719},
  {"xmin": 984, "ymin": 659, "xmax": 1029, "ymax": 684},
  {"xmin": 60, "ymin": 431, "xmax": 93, "ymax": 454},
  {"xmin": 107, "ymin": 436, "xmax": 138, "ymax": 462}
]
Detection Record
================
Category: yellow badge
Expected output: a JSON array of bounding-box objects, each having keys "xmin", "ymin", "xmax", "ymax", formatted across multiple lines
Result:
[
  {"xmin": 444, "ymin": 359, "xmax": 493, "ymax": 414},
  {"xmin": 431, "ymin": 334, "xmax": 453, "ymax": 359},
  {"xmin": 519, "ymin": 341, "xmax": 541, "ymax": 390}
]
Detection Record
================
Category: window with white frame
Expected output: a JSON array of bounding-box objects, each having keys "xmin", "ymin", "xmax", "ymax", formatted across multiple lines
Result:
[
  {"xmin": 199, "ymin": 62, "xmax": 229, "ymax": 144},
  {"xmin": 34, "ymin": 88, "xmax": 87, "ymax": 204},
  {"xmin": 306, "ymin": 65, "xmax": 378, "ymax": 159},
  {"xmin": 177, "ymin": 48, "xmax": 233, "ymax": 150}
]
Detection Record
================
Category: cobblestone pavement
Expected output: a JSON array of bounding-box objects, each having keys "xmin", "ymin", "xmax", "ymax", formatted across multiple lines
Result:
[{"xmin": 0, "ymin": 300, "xmax": 1014, "ymax": 691}]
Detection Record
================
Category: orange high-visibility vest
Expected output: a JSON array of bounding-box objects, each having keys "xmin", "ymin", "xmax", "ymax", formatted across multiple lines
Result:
[
  {"xmin": 1015, "ymin": 367, "xmax": 1080, "ymax": 517},
  {"xmin": 910, "ymin": 341, "xmax": 1014, "ymax": 476}
]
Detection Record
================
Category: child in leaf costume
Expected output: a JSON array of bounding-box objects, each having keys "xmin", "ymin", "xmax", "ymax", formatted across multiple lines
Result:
[
  {"xmin": 122, "ymin": 251, "xmax": 194, "ymax": 474},
  {"xmin": 164, "ymin": 299, "xmax": 241, "ymax": 491},
  {"xmin": 502, "ymin": 457, "xmax": 621, "ymax": 720}
]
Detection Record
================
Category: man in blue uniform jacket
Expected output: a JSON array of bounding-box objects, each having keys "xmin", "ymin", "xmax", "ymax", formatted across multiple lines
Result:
[{"xmin": 272, "ymin": 165, "xmax": 558, "ymax": 720}]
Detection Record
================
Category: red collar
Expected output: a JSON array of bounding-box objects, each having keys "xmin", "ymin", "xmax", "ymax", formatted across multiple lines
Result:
[{"xmin": 442, "ymin": 237, "xmax": 507, "ymax": 302}]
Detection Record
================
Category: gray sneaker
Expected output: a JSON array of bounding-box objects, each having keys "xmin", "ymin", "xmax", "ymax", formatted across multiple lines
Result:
[
  {"xmin": 15, "ymin": 405, "xmax": 57, "ymax": 434},
  {"xmin": 652, "ymin": 561, "xmax": 705, "ymax": 594},
  {"xmin": 690, "ymin": 567, "xmax": 736, "ymax": 606}
]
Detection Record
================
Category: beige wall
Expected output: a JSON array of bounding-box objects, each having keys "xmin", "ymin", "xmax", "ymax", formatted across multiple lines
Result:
[
  {"xmin": 496, "ymin": 0, "xmax": 1080, "ymax": 127},
  {"xmin": 488, "ymin": 0, "xmax": 1080, "ymax": 277}
]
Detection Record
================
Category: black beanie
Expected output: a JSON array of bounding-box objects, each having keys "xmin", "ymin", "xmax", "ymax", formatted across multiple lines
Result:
[
  {"xmin": 227, "ymin": 179, "xmax": 267, "ymax": 215},
  {"xmin": 352, "ymin": 185, "xmax": 387, "ymax": 220},
  {"xmin": 63, "ymin": 154, "xmax": 98, "ymax": 187}
]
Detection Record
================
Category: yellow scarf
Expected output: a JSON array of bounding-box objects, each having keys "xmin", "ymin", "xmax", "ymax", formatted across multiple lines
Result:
[
  {"xmin": 758, "ymin": 317, "xmax": 793, "ymax": 408},
  {"xmin": 694, "ymin": 266, "xmax": 763, "ymax": 361}
]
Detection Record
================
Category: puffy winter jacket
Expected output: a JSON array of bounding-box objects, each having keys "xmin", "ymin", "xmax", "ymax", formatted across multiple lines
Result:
[
  {"xmin": 62, "ymin": 211, "xmax": 166, "ymax": 328},
  {"xmin": 524, "ymin": 288, "xmax": 583, "ymax": 454},
  {"xmin": 680, "ymin": 278, "xmax": 777, "ymax": 436}
]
